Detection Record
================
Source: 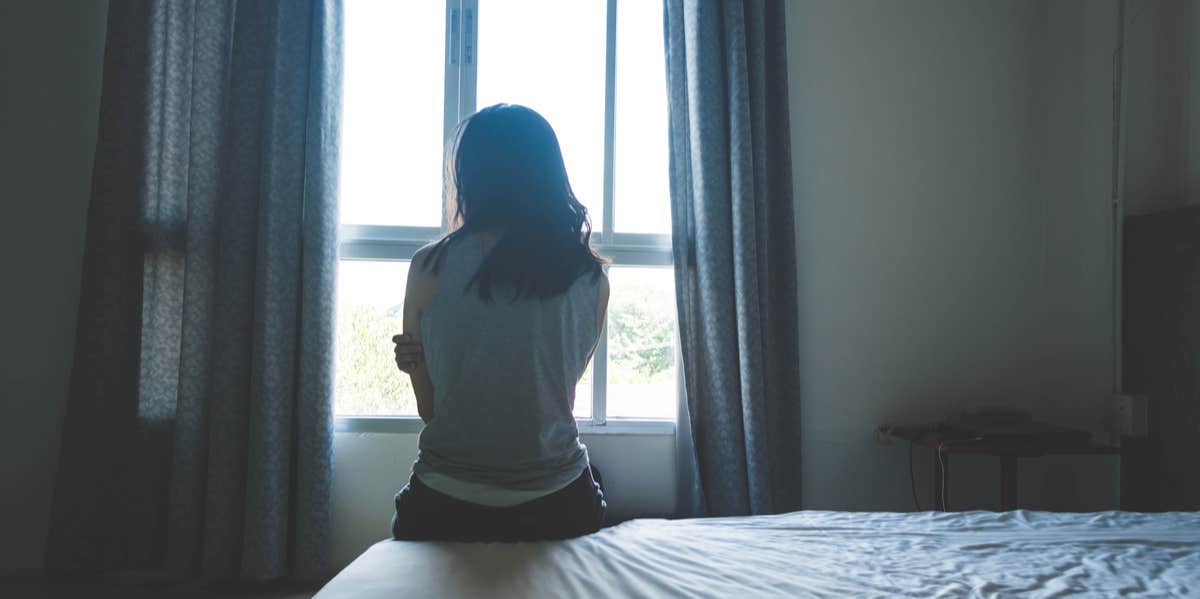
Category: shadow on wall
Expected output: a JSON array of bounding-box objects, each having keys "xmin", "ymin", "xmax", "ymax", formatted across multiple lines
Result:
[
  {"xmin": 0, "ymin": 0, "xmax": 109, "ymax": 577},
  {"xmin": 1122, "ymin": 208, "xmax": 1200, "ymax": 511}
]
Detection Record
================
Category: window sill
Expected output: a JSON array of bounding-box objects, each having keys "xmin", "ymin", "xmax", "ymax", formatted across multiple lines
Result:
[{"xmin": 334, "ymin": 416, "xmax": 676, "ymax": 436}]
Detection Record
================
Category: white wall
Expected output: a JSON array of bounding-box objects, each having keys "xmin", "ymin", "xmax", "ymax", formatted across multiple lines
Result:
[
  {"xmin": 330, "ymin": 432, "xmax": 676, "ymax": 569},
  {"xmin": 786, "ymin": 0, "xmax": 1119, "ymax": 511},
  {"xmin": 0, "ymin": 0, "xmax": 108, "ymax": 576},
  {"xmin": 1034, "ymin": 1, "xmax": 1123, "ymax": 429},
  {"xmin": 1122, "ymin": 0, "xmax": 1194, "ymax": 215}
]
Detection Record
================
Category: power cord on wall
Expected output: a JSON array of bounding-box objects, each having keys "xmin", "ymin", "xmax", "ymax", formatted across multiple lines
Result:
[
  {"xmin": 907, "ymin": 438, "xmax": 954, "ymax": 512},
  {"xmin": 906, "ymin": 439, "xmax": 954, "ymax": 512},
  {"xmin": 908, "ymin": 441, "xmax": 922, "ymax": 511},
  {"xmin": 933, "ymin": 437, "xmax": 984, "ymax": 513},
  {"xmin": 903, "ymin": 431, "xmax": 982, "ymax": 512},
  {"xmin": 938, "ymin": 444, "xmax": 947, "ymax": 512}
]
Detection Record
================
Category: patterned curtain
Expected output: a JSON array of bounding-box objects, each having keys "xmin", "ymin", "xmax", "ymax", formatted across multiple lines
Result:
[
  {"xmin": 665, "ymin": 0, "xmax": 802, "ymax": 516},
  {"xmin": 44, "ymin": 0, "xmax": 341, "ymax": 581}
]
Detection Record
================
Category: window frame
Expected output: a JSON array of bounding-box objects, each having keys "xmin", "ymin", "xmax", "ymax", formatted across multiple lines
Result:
[{"xmin": 335, "ymin": 0, "xmax": 676, "ymax": 434}]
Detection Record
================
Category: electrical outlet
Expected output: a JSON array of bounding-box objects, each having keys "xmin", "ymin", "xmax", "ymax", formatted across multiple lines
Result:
[
  {"xmin": 875, "ymin": 427, "xmax": 894, "ymax": 445},
  {"xmin": 1114, "ymin": 395, "xmax": 1148, "ymax": 437}
]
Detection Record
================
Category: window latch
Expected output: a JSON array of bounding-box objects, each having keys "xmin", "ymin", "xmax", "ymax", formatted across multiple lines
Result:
[
  {"xmin": 449, "ymin": 8, "xmax": 459, "ymax": 65},
  {"xmin": 465, "ymin": 8, "xmax": 475, "ymax": 65}
]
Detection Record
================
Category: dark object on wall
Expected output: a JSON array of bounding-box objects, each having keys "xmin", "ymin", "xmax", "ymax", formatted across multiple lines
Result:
[
  {"xmin": 44, "ymin": 0, "xmax": 342, "ymax": 582},
  {"xmin": 1122, "ymin": 206, "xmax": 1200, "ymax": 511}
]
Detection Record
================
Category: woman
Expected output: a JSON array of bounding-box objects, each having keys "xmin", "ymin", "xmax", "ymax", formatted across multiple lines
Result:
[{"xmin": 390, "ymin": 104, "xmax": 609, "ymax": 542}]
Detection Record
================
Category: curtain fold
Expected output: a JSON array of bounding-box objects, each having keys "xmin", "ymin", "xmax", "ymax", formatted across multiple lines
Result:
[
  {"xmin": 45, "ymin": 0, "xmax": 341, "ymax": 581},
  {"xmin": 665, "ymin": 0, "xmax": 801, "ymax": 516}
]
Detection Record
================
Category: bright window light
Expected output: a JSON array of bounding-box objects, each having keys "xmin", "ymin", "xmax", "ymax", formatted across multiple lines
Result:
[{"xmin": 336, "ymin": 0, "xmax": 677, "ymax": 423}]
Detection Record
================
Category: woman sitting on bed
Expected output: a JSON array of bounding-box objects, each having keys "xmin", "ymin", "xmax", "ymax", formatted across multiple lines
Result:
[{"xmin": 390, "ymin": 103, "xmax": 609, "ymax": 542}]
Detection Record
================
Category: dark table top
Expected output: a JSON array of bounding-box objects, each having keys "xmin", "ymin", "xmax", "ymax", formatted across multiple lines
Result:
[{"xmin": 880, "ymin": 423, "xmax": 1121, "ymax": 457}]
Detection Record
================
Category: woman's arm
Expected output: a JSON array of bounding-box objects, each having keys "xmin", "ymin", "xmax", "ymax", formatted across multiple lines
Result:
[
  {"xmin": 585, "ymin": 271, "xmax": 610, "ymax": 369},
  {"xmin": 572, "ymin": 272, "xmax": 609, "ymax": 412},
  {"xmin": 401, "ymin": 245, "xmax": 439, "ymax": 423}
]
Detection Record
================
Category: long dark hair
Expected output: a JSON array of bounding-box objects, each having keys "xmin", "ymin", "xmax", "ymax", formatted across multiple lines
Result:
[{"xmin": 426, "ymin": 104, "xmax": 606, "ymax": 300}]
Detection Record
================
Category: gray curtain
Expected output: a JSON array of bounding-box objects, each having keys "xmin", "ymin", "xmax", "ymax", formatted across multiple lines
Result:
[
  {"xmin": 45, "ymin": 0, "xmax": 341, "ymax": 581},
  {"xmin": 665, "ymin": 0, "xmax": 801, "ymax": 516}
]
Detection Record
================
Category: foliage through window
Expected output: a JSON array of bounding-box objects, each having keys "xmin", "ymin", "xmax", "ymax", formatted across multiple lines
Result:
[{"xmin": 335, "ymin": 0, "xmax": 676, "ymax": 423}]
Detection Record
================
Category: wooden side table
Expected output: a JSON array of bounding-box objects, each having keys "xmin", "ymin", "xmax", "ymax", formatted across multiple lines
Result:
[{"xmin": 880, "ymin": 424, "xmax": 1121, "ymax": 511}]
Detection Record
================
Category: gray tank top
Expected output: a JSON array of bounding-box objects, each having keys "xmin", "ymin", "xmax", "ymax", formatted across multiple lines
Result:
[{"xmin": 413, "ymin": 233, "xmax": 600, "ymax": 491}]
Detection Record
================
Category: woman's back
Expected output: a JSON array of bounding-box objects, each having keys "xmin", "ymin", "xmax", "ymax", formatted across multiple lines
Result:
[
  {"xmin": 413, "ymin": 232, "xmax": 602, "ymax": 491},
  {"xmin": 392, "ymin": 104, "xmax": 608, "ymax": 541}
]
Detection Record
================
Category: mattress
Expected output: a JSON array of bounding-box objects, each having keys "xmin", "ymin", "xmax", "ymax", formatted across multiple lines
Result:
[{"xmin": 315, "ymin": 510, "xmax": 1200, "ymax": 598}]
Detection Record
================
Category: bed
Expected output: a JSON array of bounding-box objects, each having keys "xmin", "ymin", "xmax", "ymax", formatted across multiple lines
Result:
[{"xmin": 315, "ymin": 510, "xmax": 1200, "ymax": 597}]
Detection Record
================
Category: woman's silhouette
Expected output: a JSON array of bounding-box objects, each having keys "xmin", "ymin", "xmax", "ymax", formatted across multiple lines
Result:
[{"xmin": 391, "ymin": 104, "xmax": 609, "ymax": 542}]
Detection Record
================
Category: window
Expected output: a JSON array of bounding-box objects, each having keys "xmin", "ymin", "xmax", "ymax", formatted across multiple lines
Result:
[{"xmin": 336, "ymin": 0, "xmax": 676, "ymax": 427}]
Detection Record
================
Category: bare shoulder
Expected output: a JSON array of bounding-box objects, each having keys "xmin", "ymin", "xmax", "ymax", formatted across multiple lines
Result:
[
  {"xmin": 403, "ymin": 241, "xmax": 445, "ymax": 337},
  {"xmin": 596, "ymin": 268, "xmax": 610, "ymax": 308},
  {"xmin": 593, "ymin": 268, "xmax": 610, "ymax": 331},
  {"xmin": 405, "ymin": 241, "xmax": 444, "ymax": 304},
  {"xmin": 409, "ymin": 241, "xmax": 442, "ymax": 277}
]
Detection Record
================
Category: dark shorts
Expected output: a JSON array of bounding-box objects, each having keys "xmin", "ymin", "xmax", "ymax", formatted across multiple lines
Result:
[{"xmin": 392, "ymin": 466, "xmax": 607, "ymax": 543}]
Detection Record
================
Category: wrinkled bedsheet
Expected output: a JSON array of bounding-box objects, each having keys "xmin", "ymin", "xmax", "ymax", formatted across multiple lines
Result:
[{"xmin": 316, "ymin": 510, "xmax": 1200, "ymax": 598}]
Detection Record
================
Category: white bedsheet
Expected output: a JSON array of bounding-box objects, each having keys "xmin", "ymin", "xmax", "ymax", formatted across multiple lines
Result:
[{"xmin": 316, "ymin": 510, "xmax": 1200, "ymax": 598}]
